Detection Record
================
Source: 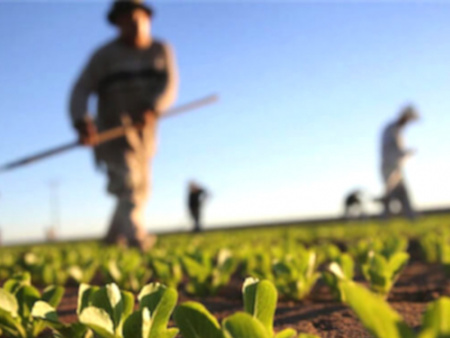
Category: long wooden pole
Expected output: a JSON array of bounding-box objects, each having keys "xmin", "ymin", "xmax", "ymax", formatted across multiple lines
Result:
[{"xmin": 0, "ymin": 94, "xmax": 218, "ymax": 173}]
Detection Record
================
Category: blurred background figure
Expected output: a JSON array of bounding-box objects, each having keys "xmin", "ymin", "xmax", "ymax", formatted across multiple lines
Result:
[
  {"xmin": 69, "ymin": 0, "xmax": 178, "ymax": 250},
  {"xmin": 45, "ymin": 226, "xmax": 56, "ymax": 242},
  {"xmin": 343, "ymin": 189, "xmax": 366, "ymax": 219},
  {"xmin": 188, "ymin": 181, "xmax": 209, "ymax": 233},
  {"xmin": 380, "ymin": 105, "xmax": 419, "ymax": 220}
]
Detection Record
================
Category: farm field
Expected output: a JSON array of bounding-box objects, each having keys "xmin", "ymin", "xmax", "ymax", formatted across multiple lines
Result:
[{"xmin": 1, "ymin": 213, "xmax": 450, "ymax": 337}]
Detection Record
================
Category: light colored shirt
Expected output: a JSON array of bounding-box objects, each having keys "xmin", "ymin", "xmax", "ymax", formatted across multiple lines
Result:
[{"xmin": 381, "ymin": 121, "xmax": 409, "ymax": 191}]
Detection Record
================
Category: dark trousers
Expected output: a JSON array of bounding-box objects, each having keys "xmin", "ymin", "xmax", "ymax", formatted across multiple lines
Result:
[{"xmin": 190, "ymin": 207, "xmax": 201, "ymax": 232}]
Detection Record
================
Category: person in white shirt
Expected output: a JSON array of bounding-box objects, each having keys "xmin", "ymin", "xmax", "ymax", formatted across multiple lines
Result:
[{"xmin": 380, "ymin": 105, "xmax": 418, "ymax": 220}]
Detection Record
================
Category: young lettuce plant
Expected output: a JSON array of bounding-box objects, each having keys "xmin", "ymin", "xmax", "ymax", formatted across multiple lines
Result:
[
  {"xmin": 419, "ymin": 232, "xmax": 442, "ymax": 263},
  {"xmin": 125, "ymin": 282, "xmax": 179, "ymax": 338},
  {"xmin": 181, "ymin": 249, "xmax": 238, "ymax": 296},
  {"xmin": 379, "ymin": 236, "xmax": 408, "ymax": 259},
  {"xmin": 150, "ymin": 256, "xmax": 183, "ymax": 289},
  {"xmin": 77, "ymin": 282, "xmax": 178, "ymax": 338},
  {"xmin": 77, "ymin": 283, "xmax": 135, "ymax": 337},
  {"xmin": 101, "ymin": 249, "xmax": 152, "ymax": 292},
  {"xmin": 313, "ymin": 243, "xmax": 341, "ymax": 266},
  {"xmin": 174, "ymin": 277, "xmax": 316, "ymax": 338},
  {"xmin": 418, "ymin": 230, "xmax": 450, "ymax": 275},
  {"xmin": 272, "ymin": 250, "xmax": 320, "ymax": 300},
  {"xmin": 361, "ymin": 251, "xmax": 409, "ymax": 297},
  {"xmin": 241, "ymin": 251, "xmax": 274, "ymax": 281},
  {"xmin": 332, "ymin": 272, "xmax": 450, "ymax": 338},
  {"xmin": 68, "ymin": 258, "xmax": 99, "ymax": 285},
  {"xmin": 322, "ymin": 253, "xmax": 354, "ymax": 302},
  {"xmin": 0, "ymin": 272, "xmax": 67, "ymax": 337}
]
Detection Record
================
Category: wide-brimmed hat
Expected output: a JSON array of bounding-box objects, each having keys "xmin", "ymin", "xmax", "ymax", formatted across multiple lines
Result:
[{"xmin": 107, "ymin": 0, "xmax": 153, "ymax": 25}]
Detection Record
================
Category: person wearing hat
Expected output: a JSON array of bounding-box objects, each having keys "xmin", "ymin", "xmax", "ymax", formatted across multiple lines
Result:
[
  {"xmin": 69, "ymin": 0, "xmax": 178, "ymax": 250},
  {"xmin": 379, "ymin": 105, "xmax": 419, "ymax": 220}
]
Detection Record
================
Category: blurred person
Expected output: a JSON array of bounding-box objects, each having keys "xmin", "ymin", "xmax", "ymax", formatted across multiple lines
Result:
[
  {"xmin": 69, "ymin": 0, "xmax": 178, "ymax": 250},
  {"xmin": 188, "ymin": 182, "xmax": 209, "ymax": 233},
  {"xmin": 380, "ymin": 105, "xmax": 418, "ymax": 220},
  {"xmin": 344, "ymin": 189, "xmax": 366, "ymax": 219},
  {"xmin": 45, "ymin": 226, "xmax": 57, "ymax": 242}
]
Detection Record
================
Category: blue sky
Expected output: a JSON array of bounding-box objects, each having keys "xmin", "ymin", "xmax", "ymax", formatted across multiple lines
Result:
[{"xmin": 1, "ymin": 1, "xmax": 450, "ymax": 243}]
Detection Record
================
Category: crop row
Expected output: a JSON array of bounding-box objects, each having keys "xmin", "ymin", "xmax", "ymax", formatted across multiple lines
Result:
[
  {"xmin": 0, "ymin": 234, "xmax": 419, "ymax": 300},
  {"xmin": 1, "ymin": 269, "xmax": 449, "ymax": 338}
]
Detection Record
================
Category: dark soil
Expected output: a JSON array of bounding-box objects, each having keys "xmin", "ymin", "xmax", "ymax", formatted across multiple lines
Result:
[{"xmin": 55, "ymin": 244, "xmax": 450, "ymax": 337}]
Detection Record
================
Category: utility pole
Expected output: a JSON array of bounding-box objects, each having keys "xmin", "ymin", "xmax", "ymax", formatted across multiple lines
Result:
[{"xmin": 47, "ymin": 180, "xmax": 60, "ymax": 241}]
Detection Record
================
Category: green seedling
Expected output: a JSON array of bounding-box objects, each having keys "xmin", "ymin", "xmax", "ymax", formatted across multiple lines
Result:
[{"xmin": 361, "ymin": 251, "xmax": 409, "ymax": 297}]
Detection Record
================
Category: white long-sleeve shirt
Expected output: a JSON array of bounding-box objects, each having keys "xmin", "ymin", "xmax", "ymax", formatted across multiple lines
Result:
[{"xmin": 381, "ymin": 121, "xmax": 410, "ymax": 191}]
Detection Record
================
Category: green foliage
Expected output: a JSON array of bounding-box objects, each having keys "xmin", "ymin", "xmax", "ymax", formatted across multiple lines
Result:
[
  {"xmin": 175, "ymin": 278, "xmax": 307, "ymax": 338},
  {"xmin": 418, "ymin": 297, "xmax": 450, "ymax": 338},
  {"xmin": 243, "ymin": 278, "xmax": 278, "ymax": 334},
  {"xmin": 222, "ymin": 312, "xmax": 270, "ymax": 338},
  {"xmin": 0, "ymin": 272, "xmax": 66, "ymax": 338},
  {"xmin": 180, "ymin": 249, "xmax": 238, "ymax": 296},
  {"xmin": 272, "ymin": 250, "xmax": 320, "ymax": 300},
  {"xmin": 137, "ymin": 282, "xmax": 179, "ymax": 338},
  {"xmin": 150, "ymin": 256, "xmax": 182, "ymax": 288},
  {"xmin": 77, "ymin": 282, "xmax": 178, "ymax": 338},
  {"xmin": 101, "ymin": 250, "xmax": 152, "ymax": 292},
  {"xmin": 322, "ymin": 253, "xmax": 354, "ymax": 302},
  {"xmin": 361, "ymin": 252, "xmax": 409, "ymax": 297},
  {"xmin": 242, "ymin": 250, "xmax": 273, "ymax": 281},
  {"xmin": 173, "ymin": 302, "xmax": 223, "ymax": 338},
  {"xmin": 334, "ymin": 276, "xmax": 450, "ymax": 338},
  {"xmin": 339, "ymin": 280, "xmax": 414, "ymax": 338}
]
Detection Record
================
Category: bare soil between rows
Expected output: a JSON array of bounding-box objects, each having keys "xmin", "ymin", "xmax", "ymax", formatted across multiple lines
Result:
[{"xmin": 55, "ymin": 255, "xmax": 450, "ymax": 337}]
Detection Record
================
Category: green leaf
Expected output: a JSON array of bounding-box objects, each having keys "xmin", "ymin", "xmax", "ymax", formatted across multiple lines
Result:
[
  {"xmin": 138, "ymin": 283, "xmax": 178, "ymax": 334},
  {"xmin": 388, "ymin": 252, "xmax": 409, "ymax": 279},
  {"xmin": 3, "ymin": 272, "xmax": 31, "ymax": 296},
  {"xmin": 77, "ymin": 284, "xmax": 99, "ymax": 315},
  {"xmin": 173, "ymin": 301, "xmax": 223, "ymax": 338},
  {"xmin": 68, "ymin": 266, "xmax": 84, "ymax": 283},
  {"xmin": 42, "ymin": 285, "xmax": 65, "ymax": 308},
  {"xmin": 79, "ymin": 306, "xmax": 115, "ymax": 338},
  {"xmin": 340, "ymin": 281, "xmax": 414, "ymax": 338},
  {"xmin": 106, "ymin": 283, "xmax": 123, "ymax": 329},
  {"xmin": 181, "ymin": 256, "xmax": 210, "ymax": 282},
  {"xmin": 162, "ymin": 327, "xmax": 179, "ymax": 338},
  {"xmin": 123, "ymin": 308, "xmax": 151, "ymax": 338},
  {"xmin": 107, "ymin": 260, "xmax": 123, "ymax": 283},
  {"xmin": 242, "ymin": 278, "xmax": 277, "ymax": 335},
  {"xmin": 31, "ymin": 301, "xmax": 60, "ymax": 324},
  {"xmin": 297, "ymin": 334, "xmax": 320, "ymax": 338},
  {"xmin": 222, "ymin": 312, "xmax": 270, "ymax": 338},
  {"xmin": 31, "ymin": 301, "xmax": 65, "ymax": 336},
  {"xmin": 0, "ymin": 289, "xmax": 19, "ymax": 317},
  {"xmin": 0, "ymin": 307, "xmax": 25, "ymax": 338},
  {"xmin": 418, "ymin": 297, "xmax": 450, "ymax": 337},
  {"xmin": 120, "ymin": 290, "xmax": 135, "ymax": 326},
  {"xmin": 0, "ymin": 311, "xmax": 25, "ymax": 338},
  {"xmin": 274, "ymin": 328, "xmax": 297, "ymax": 338},
  {"xmin": 57, "ymin": 322, "xmax": 91, "ymax": 338},
  {"xmin": 89, "ymin": 285, "xmax": 114, "ymax": 326},
  {"xmin": 16, "ymin": 284, "xmax": 41, "ymax": 319},
  {"xmin": 338, "ymin": 254, "xmax": 354, "ymax": 280}
]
